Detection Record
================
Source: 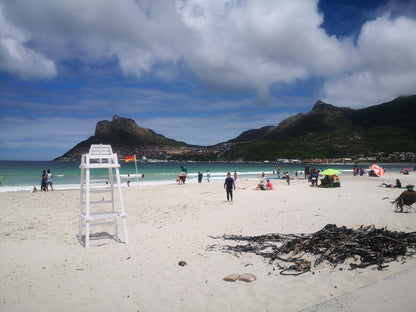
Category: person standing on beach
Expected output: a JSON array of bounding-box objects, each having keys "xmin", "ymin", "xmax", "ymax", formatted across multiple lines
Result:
[
  {"xmin": 207, "ymin": 170, "xmax": 211, "ymax": 182},
  {"xmin": 277, "ymin": 166, "xmax": 281, "ymax": 178},
  {"xmin": 127, "ymin": 174, "xmax": 131, "ymax": 187},
  {"xmin": 46, "ymin": 169, "xmax": 53, "ymax": 191},
  {"xmin": 234, "ymin": 171, "xmax": 238, "ymax": 182},
  {"xmin": 198, "ymin": 171, "xmax": 203, "ymax": 183},
  {"xmin": 224, "ymin": 172, "xmax": 236, "ymax": 202},
  {"xmin": 180, "ymin": 166, "xmax": 188, "ymax": 183},
  {"xmin": 41, "ymin": 170, "xmax": 47, "ymax": 191}
]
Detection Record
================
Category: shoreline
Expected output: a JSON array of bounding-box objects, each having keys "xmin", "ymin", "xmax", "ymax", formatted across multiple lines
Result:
[{"xmin": 0, "ymin": 161, "xmax": 413, "ymax": 193}]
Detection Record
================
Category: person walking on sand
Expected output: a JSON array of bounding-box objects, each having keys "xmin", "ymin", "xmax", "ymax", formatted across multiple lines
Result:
[
  {"xmin": 224, "ymin": 172, "xmax": 236, "ymax": 202},
  {"xmin": 127, "ymin": 174, "xmax": 131, "ymax": 187},
  {"xmin": 46, "ymin": 169, "xmax": 53, "ymax": 191},
  {"xmin": 285, "ymin": 172, "xmax": 290, "ymax": 185}
]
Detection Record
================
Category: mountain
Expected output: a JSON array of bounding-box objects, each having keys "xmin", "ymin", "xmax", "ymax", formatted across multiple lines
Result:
[
  {"xmin": 54, "ymin": 115, "xmax": 191, "ymax": 161},
  {"xmin": 225, "ymin": 95, "xmax": 416, "ymax": 160},
  {"xmin": 55, "ymin": 95, "xmax": 416, "ymax": 161},
  {"xmin": 228, "ymin": 126, "xmax": 274, "ymax": 143}
]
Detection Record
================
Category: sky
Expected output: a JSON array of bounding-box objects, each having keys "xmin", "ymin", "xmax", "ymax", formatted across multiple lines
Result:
[{"xmin": 0, "ymin": 0, "xmax": 415, "ymax": 160}]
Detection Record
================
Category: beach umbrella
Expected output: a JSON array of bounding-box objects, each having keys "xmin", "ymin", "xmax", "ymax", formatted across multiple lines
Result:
[
  {"xmin": 320, "ymin": 169, "xmax": 342, "ymax": 176},
  {"xmin": 370, "ymin": 164, "xmax": 385, "ymax": 177}
]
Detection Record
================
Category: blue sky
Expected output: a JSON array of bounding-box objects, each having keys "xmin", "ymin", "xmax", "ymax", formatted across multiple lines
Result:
[{"xmin": 1, "ymin": 0, "xmax": 415, "ymax": 160}]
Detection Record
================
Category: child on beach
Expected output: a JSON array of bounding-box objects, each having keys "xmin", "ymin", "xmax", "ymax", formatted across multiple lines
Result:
[
  {"xmin": 207, "ymin": 170, "xmax": 211, "ymax": 182},
  {"xmin": 285, "ymin": 172, "xmax": 290, "ymax": 185},
  {"xmin": 224, "ymin": 172, "xmax": 236, "ymax": 202}
]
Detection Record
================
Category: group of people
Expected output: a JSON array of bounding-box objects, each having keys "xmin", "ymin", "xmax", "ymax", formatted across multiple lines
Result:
[
  {"xmin": 306, "ymin": 166, "xmax": 320, "ymax": 186},
  {"xmin": 177, "ymin": 167, "xmax": 239, "ymax": 185},
  {"xmin": 353, "ymin": 166, "xmax": 367, "ymax": 176},
  {"xmin": 319, "ymin": 174, "xmax": 340, "ymax": 188},
  {"xmin": 40, "ymin": 169, "xmax": 53, "ymax": 191},
  {"xmin": 253, "ymin": 178, "xmax": 274, "ymax": 191}
]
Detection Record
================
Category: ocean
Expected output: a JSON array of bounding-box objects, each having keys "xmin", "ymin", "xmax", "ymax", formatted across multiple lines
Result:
[{"xmin": 0, "ymin": 161, "xmax": 411, "ymax": 193}]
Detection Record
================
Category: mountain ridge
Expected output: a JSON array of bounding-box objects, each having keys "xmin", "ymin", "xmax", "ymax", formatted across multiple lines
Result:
[{"xmin": 55, "ymin": 95, "xmax": 416, "ymax": 161}]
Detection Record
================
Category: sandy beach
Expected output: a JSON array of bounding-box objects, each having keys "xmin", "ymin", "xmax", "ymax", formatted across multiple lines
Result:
[{"xmin": 1, "ymin": 172, "xmax": 416, "ymax": 311}]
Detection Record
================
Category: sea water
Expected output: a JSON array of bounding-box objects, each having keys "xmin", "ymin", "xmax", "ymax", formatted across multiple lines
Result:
[{"xmin": 0, "ymin": 161, "xmax": 409, "ymax": 193}]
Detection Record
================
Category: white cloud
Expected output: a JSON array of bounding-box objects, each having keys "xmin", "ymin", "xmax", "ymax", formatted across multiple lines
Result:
[
  {"xmin": 0, "ymin": 0, "xmax": 415, "ymax": 107},
  {"xmin": 178, "ymin": 0, "xmax": 352, "ymax": 97},
  {"xmin": 0, "ymin": 5, "xmax": 56, "ymax": 79},
  {"xmin": 322, "ymin": 15, "xmax": 416, "ymax": 107}
]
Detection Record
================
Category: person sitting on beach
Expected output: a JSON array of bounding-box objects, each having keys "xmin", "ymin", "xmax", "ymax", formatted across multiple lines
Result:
[
  {"xmin": 320, "ymin": 175, "xmax": 331, "ymax": 188},
  {"xmin": 254, "ymin": 179, "xmax": 267, "ymax": 190},
  {"xmin": 381, "ymin": 179, "xmax": 402, "ymax": 188},
  {"xmin": 392, "ymin": 185, "xmax": 416, "ymax": 212},
  {"xmin": 266, "ymin": 179, "xmax": 273, "ymax": 190},
  {"xmin": 333, "ymin": 175, "xmax": 340, "ymax": 187},
  {"xmin": 396, "ymin": 179, "xmax": 402, "ymax": 188}
]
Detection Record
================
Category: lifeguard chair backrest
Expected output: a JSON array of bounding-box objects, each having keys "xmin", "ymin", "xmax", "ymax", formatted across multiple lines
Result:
[{"xmin": 88, "ymin": 144, "xmax": 116, "ymax": 164}]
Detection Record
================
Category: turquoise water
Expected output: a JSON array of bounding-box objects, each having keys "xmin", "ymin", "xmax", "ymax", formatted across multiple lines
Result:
[{"xmin": 0, "ymin": 161, "xmax": 411, "ymax": 192}]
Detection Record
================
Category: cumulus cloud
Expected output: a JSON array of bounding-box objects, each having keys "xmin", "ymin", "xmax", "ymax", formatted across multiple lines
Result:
[
  {"xmin": 322, "ymin": 15, "xmax": 416, "ymax": 107},
  {"xmin": 177, "ymin": 0, "xmax": 352, "ymax": 97},
  {"xmin": 0, "ymin": 0, "xmax": 415, "ymax": 106},
  {"xmin": 0, "ymin": 5, "xmax": 56, "ymax": 79}
]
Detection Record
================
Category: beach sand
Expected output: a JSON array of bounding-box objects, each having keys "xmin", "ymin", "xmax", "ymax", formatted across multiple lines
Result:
[{"xmin": 1, "ymin": 172, "xmax": 416, "ymax": 311}]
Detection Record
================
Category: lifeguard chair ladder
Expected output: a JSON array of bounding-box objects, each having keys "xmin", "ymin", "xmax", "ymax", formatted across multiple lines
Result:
[{"xmin": 79, "ymin": 144, "xmax": 128, "ymax": 249}]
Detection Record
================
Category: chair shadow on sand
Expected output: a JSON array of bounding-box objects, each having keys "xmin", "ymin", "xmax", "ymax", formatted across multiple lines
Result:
[{"xmin": 77, "ymin": 231, "xmax": 122, "ymax": 248}]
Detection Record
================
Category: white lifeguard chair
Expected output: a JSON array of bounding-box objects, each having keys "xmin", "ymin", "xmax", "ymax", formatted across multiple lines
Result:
[{"xmin": 79, "ymin": 144, "xmax": 128, "ymax": 249}]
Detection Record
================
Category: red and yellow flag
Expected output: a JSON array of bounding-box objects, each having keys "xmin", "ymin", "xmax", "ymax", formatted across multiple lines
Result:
[{"xmin": 125, "ymin": 155, "xmax": 136, "ymax": 162}]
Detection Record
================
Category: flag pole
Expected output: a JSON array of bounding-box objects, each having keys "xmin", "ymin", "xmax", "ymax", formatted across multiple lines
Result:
[{"xmin": 134, "ymin": 155, "xmax": 139, "ymax": 186}]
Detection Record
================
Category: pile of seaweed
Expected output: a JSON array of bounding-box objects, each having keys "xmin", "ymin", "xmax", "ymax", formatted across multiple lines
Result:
[{"xmin": 210, "ymin": 224, "xmax": 416, "ymax": 276}]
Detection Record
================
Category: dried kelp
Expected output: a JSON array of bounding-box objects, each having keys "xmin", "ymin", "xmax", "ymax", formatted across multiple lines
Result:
[{"xmin": 210, "ymin": 224, "xmax": 416, "ymax": 275}]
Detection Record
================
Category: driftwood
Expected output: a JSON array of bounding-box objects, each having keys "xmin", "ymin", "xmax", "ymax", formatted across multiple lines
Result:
[{"xmin": 210, "ymin": 224, "xmax": 416, "ymax": 276}]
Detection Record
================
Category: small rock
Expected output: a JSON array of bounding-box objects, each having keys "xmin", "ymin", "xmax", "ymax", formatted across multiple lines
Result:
[{"xmin": 178, "ymin": 260, "xmax": 187, "ymax": 266}]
